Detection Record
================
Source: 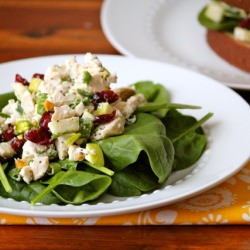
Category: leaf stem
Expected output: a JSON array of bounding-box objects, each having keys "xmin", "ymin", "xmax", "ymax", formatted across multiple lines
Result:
[
  {"xmin": 172, "ymin": 112, "xmax": 213, "ymax": 143},
  {"xmin": 84, "ymin": 161, "xmax": 114, "ymax": 176},
  {"xmin": 136, "ymin": 102, "xmax": 201, "ymax": 113},
  {"xmin": 0, "ymin": 163, "xmax": 12, "ymax": 193}
]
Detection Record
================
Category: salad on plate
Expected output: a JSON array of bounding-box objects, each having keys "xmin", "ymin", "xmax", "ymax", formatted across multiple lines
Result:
[{"xmin": 0, "ymin": 53, "xmax": 212, "ymax": 205}]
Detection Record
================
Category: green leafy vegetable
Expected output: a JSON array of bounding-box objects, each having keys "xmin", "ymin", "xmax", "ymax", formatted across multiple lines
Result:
[
  {"xmin": 0, "ymin": 177, "xmax": 60, "ymax": 204},
  {"xmin": 136, "ymin": 102, "xmax": 201, "ymax": 113},
  {"xmin": 198, "ymin": 6, "xmax": 241, "ymax": 31},
  {"xmin": 163, "ymin": 109, "xmax": 212, "ymax": 170},
  {"xmin": 0, "ymin": 78, "xmax": 212, "ymax": 205},
  {"xmin": 108, "ymin": 160, "xmax": 159, "ymax": 196},
  {"xmin": 31, "ymin": 170, "xmax": 112, "ymax": 205},
  {"xmin": 133, "ymin": 81, "xmax": 170, "ymax": 117},
  {"xmin": 0, "ymin": 92, "xmax": 15, "ymax": 110},
  {"xmin": 133, "ymin": 81, "xmax": 200, "ymax": 117},
  {"xmin": 54, "ymin": 159, "xmax": 78, "ymax": 171},
  {"xmin": 99, "ymin": 113, "xmax": 175, "ymax": 184},
  {"xmin": 84, "ymin": 161, "xmax": 114, "ymax": 176}
]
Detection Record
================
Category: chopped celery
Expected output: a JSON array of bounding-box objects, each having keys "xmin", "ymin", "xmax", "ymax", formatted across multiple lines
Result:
[
  {"xmin": 15, "ymin": 120, "xmax": 33, "ymax": 134},
  {"xmin": 36, "ymin": 93, "xmax": 48, "ymax": 115},
  {"xmin": 65, "ymin": 133, "xmax": 82, "ymax": 147},
  {"xmin": 79, "ymin": 118, "xmax": 93, "ymax": 138},
  {"xmin": 29, "ymin": 78, "xmax": 42, "ymax": 93},
  {"xmin": 83, "ymin": 71, "xmax": 92, "ymax": 84}
]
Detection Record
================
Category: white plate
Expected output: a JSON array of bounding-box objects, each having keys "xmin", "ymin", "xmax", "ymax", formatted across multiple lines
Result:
[
  {"xmin": 0, "ymin": 54, "xmax": 250, "ymax": 218},
  {"xmin": 101, "ymin": 0, "xmax": 250, "ymax": 90}
]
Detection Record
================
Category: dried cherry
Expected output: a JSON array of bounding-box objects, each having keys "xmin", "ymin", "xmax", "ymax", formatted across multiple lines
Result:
[
  {"xmin": 39, "ymin": 111, "xmax": 53, "ymax": 130},
  {"xmin": 1, "ymin": 125, "xmax": 15, "ymax": 142},
  {"xmin": 25, "ymin": 128, "xmax": 54, "ymax": 145},
  {"xmin": 239, "ymin": 18, "xmax": 250, "ymax": 29},
  {"xmin": 93, "ymin": 110, "xmax": 116, "ymax": 125},
  {"xmin": 32, "ymin": 73, "xmax": 44, "ymax": 80},
  {"xmin": 15, "ymin": 74, "xmax": 29, "ymax": 86},
  {"xmin": 92, "ymin": 90, "xmax": 119, "ymax": 105},
  {"xmin": 11, "ymin": 137, "xmax": 26, "ymax": 152}
]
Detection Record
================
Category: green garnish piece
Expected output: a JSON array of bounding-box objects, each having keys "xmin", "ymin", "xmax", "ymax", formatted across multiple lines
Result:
[
  {"xmin": 83, "ymin": 71, "xmax": 92, "ymax": 84},
  {"xmin": 101, "ymin": 67, "xmax": 110, "ymax": 79},
  {"xmin": 29, "ymin": 78, "xmax": 42, "ymax": 93},
  {"xmin": 16, "ymin": 101, "xmax": 24, "ymax": 115},
  {"xmin": 15, "ymin": 120, "xmax": 33, "ymax": 135},
  {"xmin": 36, "ymin": 93, "xmax": 48, "ymax": 115},
  {"xmin": 65, "ymin": 133, "xmax": 82, "ymax": 147}
]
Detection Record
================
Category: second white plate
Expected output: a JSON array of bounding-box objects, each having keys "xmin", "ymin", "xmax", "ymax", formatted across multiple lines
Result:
[{"xmin": 101, "ymin": 0, "xmax": 250, "ymax": 90}]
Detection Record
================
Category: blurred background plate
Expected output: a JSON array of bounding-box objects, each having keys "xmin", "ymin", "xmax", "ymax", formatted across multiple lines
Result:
[{"xmin": 101, "ymin": 0, "xmax": 250, "ymax": 89}]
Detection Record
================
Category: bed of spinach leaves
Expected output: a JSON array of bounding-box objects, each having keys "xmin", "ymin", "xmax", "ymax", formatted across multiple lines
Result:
[{"xmin": 0, "ymin": 81, "xmax": 212, "ymax": 204}]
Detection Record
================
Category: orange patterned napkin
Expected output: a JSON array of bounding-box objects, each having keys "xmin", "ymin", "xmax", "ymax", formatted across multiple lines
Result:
[{"xmin": 1, "ymin": 160, "xmax": 250, "ymax": 225}]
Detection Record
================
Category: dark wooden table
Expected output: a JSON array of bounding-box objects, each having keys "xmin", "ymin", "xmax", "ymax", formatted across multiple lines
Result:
[{"xmin": 0, "ymin": 1, "xmax": 250, "ymax": 249}]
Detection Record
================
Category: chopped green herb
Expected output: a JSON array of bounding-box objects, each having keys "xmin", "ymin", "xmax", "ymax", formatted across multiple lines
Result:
[
  {"xmin": 101, "ymin": 67, "xmax": 110, "ymax": 79},
  {"xmin": 36, "ymin": 93, "xmax": 47, "ymax": 115},
  {"xmin": 16, "ymin": 101, "xmax": 24, "ymax": 115},
  {"xmin": 61, "ymin": 75, "xmax": 72, "ymax": 82},
  {"xmin": 77, "ymin": 89, "xmax": 93, "ymax": 105},
  {"xmin": 83, "ymin": 71, "xmax": 92, "ymax": 84},
  {"xmin": 14, "ymin": 120, "xmax": 33, "ymax": 135}
]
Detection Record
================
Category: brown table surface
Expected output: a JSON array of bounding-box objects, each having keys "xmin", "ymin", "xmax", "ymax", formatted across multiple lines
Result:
[{"xmin": 1, "ymin": 1, "xmax": 250, "ymax": 249}]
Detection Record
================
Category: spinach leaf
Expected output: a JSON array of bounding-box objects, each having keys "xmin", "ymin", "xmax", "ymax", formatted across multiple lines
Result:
[
  {"xmin": 31, "ymin": 170, "xmax": 112, "ymax": 205},
  {"xmin": 0, "ymin": 177, "xmax": 60, "ymax": 205},
  {"xmin": 0, "ymin": 92, "xmax": 15, "ymax": 110},
  {"xmin": 172, "ymin": 132, "xmax": 207, "ymax": 171},
  {"xmin": 162, "ymin": 109, "xmax": 211, "ymax": 170},
  {"xmin": 108, "ymin": 160, "xmax": 159, "ymax": 197},
  {"xmin": 99, "ymin": 113, "xmax": 174, "ymax": 183},
  {"xmin": 56, "ymin": 159, "xmax": 78, "ymax": 170},
  {"xmin": 133, "ymin": 81, "xmax": 170, "ymax": 117},
  {"xmin": 133, "ymin": 81, "xmax": 200, "ymax": 119},
  {"xmin": 133, "ymin": 81, "xmax": 159, "ymax": 100}
]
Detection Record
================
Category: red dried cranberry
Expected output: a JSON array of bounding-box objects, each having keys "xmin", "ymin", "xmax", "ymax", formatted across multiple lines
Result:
[
  {"xmin": 39, "ymin": 111, "xmax": 53, "ymax": 130},
  {"xmin": 11, "ymin": 137, "xmax": 26, "ymax": 152},
  {"xmin": 32, "ymin": 73, "xmax": 44, "ymax": 80},
  {"xmin": 93, "ymin": 110, "xmax": 116, "ymax": 126},
  {"xmin": 2, "ymin": 125, "xmax": 15, "ymax": 142},
  {"xmin": 239, "ymin": 18, "xmax": 250, "ymax": 29},
  {"xmin": 92, "ymin": 90, "xmax": 119, "ymax": 105},
  {"xmin": 15, "ymin": 74, "xmax": 29, "ymax": 86},
  {"xmin": 25, "ymin": 128, "xmax": 54, "ymax": 145}
]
